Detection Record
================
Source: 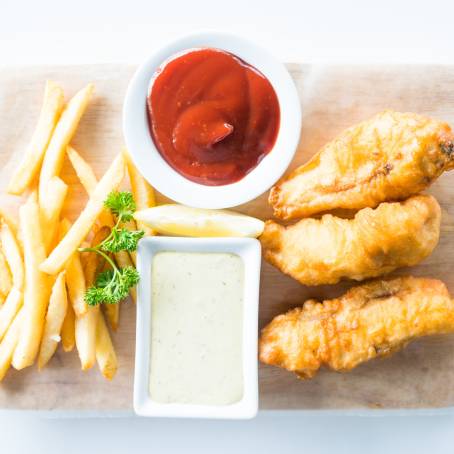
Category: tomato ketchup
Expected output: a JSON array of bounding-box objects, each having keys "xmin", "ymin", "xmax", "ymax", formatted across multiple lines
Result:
[{"xmin": 147, "ymin": 48, "xmax": 280, "ymax": 186}]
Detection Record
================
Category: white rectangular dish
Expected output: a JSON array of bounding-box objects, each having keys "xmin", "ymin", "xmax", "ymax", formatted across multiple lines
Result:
[{"xmin": 134, "ymin": 236, "xmax": 261, "ymax": 418}]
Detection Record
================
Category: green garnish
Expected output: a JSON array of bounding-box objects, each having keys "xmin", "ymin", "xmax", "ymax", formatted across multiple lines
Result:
[
  {"xmin": 79, "ymin": 191, "xmax": 143, "ymax": 306},
  {"xmin": 83, "ymin": 256, "xmax": 139, "ymax": 306},
  {"xmin": 101, "ymin": 227, "xmax": 144, "ymax": 253},
  {"xmin": 104, "ymin": 191, "xmax": 136, "ymax": 221}
]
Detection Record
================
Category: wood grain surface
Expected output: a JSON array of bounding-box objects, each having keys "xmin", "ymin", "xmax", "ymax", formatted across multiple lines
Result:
[{"xmin": 1, "ymin": 64, "xmax": 454, "ymax": 411}]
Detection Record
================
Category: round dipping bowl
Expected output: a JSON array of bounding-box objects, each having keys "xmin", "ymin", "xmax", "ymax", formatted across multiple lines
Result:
[{"xmin": 123, "ymin": 31, "xmax": 302, "ymax": 209}]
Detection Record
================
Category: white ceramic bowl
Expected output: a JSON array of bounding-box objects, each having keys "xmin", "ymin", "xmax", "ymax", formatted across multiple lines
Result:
[
  {"xmin": 123, "ymin": 31, "xmax": 301, "ymax": 209},
  {"xmin": 134, "ymin": 236, "xmax": 261, "ymax": 418}
]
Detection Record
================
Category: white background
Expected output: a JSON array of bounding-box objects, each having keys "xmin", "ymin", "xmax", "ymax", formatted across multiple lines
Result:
[{"xmin": 2, "ymin": 0, "xmax": 454, "ymax": 452}]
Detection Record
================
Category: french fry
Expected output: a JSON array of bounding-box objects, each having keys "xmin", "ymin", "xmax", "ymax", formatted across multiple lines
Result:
[
  {"xmin": 38, "ymin": 271, "xmax": 68, "ymax": 369},
  {"xmin": 68, "ymin": 147, "xmax": 136, "ymax": 312},
  {"xmin": 57, "ymin": 218, "xmax": 82, "ymax": 348},
  {"xmin": 65, "ymin": 251, "xmax": 87, "ymax": 317},
  {"xmin": 74, "ymin": 226, "xmax": 108, "ymax": 371},
  {"xmin": 68, "ymin": 147, "xmax": 139, "ymax": 268},
  {"xmin": 59, "ymin": 218, "xmax": 87, "ymax": 319},
  {"xmin": 0, "ymin": 220, "xmax": 24, "ymax": 290},
  {"xmin": 0, "ymin": 208, "xmax": 19, "ymax": 239},
  {"xmin": 102, "ymin": 303, "xmax": 119, "ymax": 331},
  {"xmin": 0, "ymin": 288, "xmax": 23, "ymax": 341},
  {"xmin": 83, "ymin": 226, "xmax": 110, "ymax": 284},
  {"xmin": 12, "ymin": 194, "xmax": 51, "ymax": 370},
  {"xmin": 75, "ymin": 307, "xmax": 98, "ymax": 371},
  {"xmin": 96, "ymin": 312, "xmax": 117, "ymax": 380},
  {"xmin": 60, "ymin": 217, "xmax": 87, "ymax": 317},
  {"xmin": 61, "ymin": 303, "xmax": 75, "ymax": 352},
  {"xmin": 40, "ymin": 176, "xmax": 68, "ymax": 253},
  {"xmin": 67, "ymin": 146, "xmax": 98, "ymax": 193},
  {"xmin": 67, "ymin": 146, "xmax": 115, "ymax": 229},
  {"xmin": 38, "ymin": 83, "xmax": 94, "ymax": 205},
  {"xmin": 7, "ymin": 81, "xmax": 65, "ymax": 195},
  {"xmin": 40, "ymin": 153, "xmax": 125, "ymax": 275},
  {"xmin": 123, "ymin": 148, "xmax": 156, "ymax": 235},
  {"xmin": 58, "ymin": 218, "xmax": 71, "ymax": 241},
  {"xmin": 0, "ymin": 249, "xmax": 12, "ymax": 298},
  {"xmin": 38, "ymin": 85, "xmax": 94, "ymax": 246},
  {"xmin": 0, "ymin": 310, "xmax": 23, "ymax": 381}
]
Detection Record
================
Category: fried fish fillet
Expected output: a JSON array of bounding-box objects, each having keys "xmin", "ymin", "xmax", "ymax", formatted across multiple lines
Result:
[
  {"xmin": 270, "ymin": 110, "xmax": 454, "ymax": 220},
  {"xmin": 259, "ymin": 276, "xmax": 454, "ymax": 378},
  {"xmin": 261, "ymin": 194, "xmax": 440, "ymax": 286}
]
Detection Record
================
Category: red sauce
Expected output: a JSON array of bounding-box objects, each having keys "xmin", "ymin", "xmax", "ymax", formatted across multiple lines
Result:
[{"xmin": 147, "ymin": 48, "xmax": 280, "ymax": 186}]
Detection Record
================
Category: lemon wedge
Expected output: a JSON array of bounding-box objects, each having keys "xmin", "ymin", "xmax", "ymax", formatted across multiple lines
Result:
[{"xmin": 134, "ymin": 204, "xmax": 265, "ymax": 238}]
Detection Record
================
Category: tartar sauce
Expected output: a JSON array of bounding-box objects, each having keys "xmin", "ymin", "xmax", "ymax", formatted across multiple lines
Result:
[{"xmin": 149, "ymin": 252, "xmax": 244, "ymax": 405}]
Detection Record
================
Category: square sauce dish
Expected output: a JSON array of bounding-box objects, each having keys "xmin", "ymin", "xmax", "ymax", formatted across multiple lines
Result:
[{"xmin": 134, "ymin": 236, "xmax": 261, "ymax": 419}]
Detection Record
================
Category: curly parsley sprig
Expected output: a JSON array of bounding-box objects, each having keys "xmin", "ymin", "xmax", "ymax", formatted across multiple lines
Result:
[
  {"xmin": 83, "ymin": 253, "xmax": 139, "ymax": 306},
  {"xmin": 79, "ymin": 191, "xmax": 144, "ymax": 306}
]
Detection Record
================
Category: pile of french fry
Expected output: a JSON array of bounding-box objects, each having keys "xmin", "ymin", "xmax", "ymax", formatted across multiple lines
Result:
[{"xmin": 0, "ymin": 81, "xmax": 155, "ymax": 381}]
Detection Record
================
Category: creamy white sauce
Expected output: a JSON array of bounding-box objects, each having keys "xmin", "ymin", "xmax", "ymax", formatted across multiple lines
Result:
[{"xmin": 149, "ymin": 252, "xmax": 244, "ymax": 405}]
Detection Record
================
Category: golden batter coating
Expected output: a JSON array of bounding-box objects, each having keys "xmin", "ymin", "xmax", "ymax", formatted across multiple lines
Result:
[
  {"xmin": 270, "ymin": 110, "xmax": 454, "ymax": 220},
  {"xmin": 261, "ymin": 194, "xmax": 440, "ymax": 286},
  {"xmin": 259, "ymin": 277, "xmax": 454, "ymax": 379}
]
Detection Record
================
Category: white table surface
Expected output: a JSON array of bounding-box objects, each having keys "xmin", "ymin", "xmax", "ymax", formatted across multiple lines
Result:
[{"xmin": 2, "ymin": 0, "xmax": 454, "ymax": 452}]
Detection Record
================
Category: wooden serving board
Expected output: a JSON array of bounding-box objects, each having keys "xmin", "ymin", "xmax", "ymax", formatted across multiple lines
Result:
[{"xmin": 1, "ymin": 63, "xmax": 454, "ymax": 411}]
